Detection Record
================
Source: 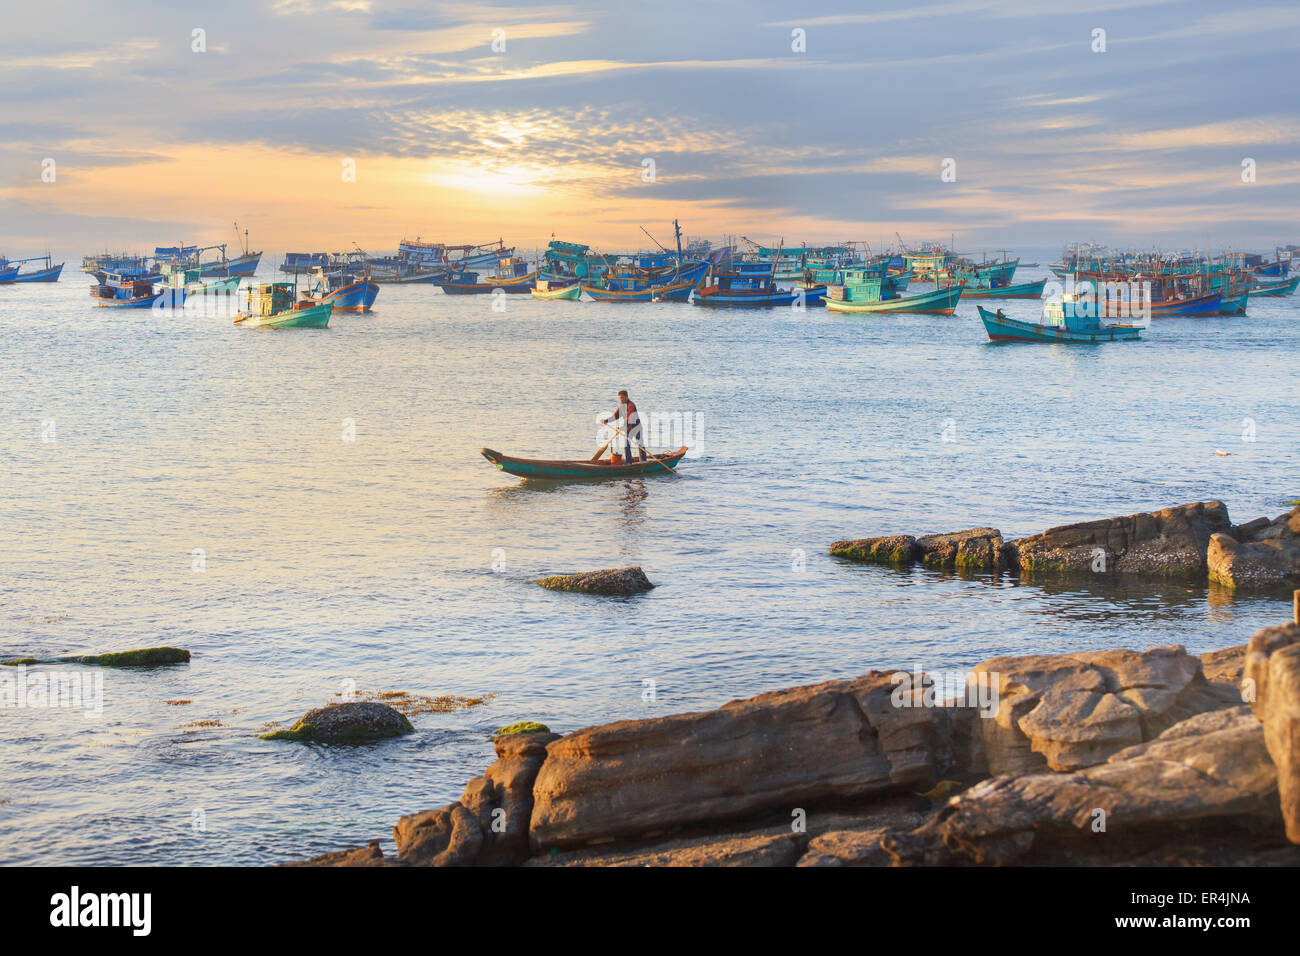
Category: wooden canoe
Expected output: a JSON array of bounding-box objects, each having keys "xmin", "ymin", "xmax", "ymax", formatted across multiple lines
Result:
[{"xmin": 481, "ymin": 446, "xmax": 687, "ymax": 479}]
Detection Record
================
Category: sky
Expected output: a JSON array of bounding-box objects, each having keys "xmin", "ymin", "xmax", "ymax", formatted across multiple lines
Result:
[{"xmin": 2, "ymin": 0, "xmax": 1299, "ymax": 257}]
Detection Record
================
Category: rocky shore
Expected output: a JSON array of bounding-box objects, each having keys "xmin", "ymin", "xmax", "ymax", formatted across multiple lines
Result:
[
  {"xmin": 290, "ymin": 626, "xmax": 1300, "ymax": 867},
  {"xmin": 288, "ymin": 499, "xmax": 1300, "ymax": 867},
  {"xmin": 830, "ymin": 499, "xmax": 1300, "ymax": 588}
]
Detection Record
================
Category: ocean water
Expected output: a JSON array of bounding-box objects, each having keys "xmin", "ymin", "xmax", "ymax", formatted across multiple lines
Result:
[{"xmin": 1, "ymin": 257, "xmax": 1296, "ymax": 865}]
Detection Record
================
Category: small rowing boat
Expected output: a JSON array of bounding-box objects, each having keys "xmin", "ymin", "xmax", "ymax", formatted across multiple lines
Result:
[{"xmin": 481, "ymin": 446, "xmax": 688, "ymax": 480}]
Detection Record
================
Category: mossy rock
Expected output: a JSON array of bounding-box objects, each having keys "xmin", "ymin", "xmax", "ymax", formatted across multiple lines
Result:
[
  {"xmin": 828, "ymin": 535, "xmax": 917, "ymax": 566},
  {"xmin": 1, "ymin": 658, "xmax": 40, "ymax": 667},
  {"xmin": 535, "ymin": 567, "xmax": 655, "ymax": 595},
  {"xmin": 493, "ymin": 721, "xmax": 551, "ymax": 738},
  {"xmin": 260, "ymin": 701, "xmax": 413, "ymax": 745},
  {"xmin": 2, "ymin": 647, "xmax": 190, "ymax": 667}
]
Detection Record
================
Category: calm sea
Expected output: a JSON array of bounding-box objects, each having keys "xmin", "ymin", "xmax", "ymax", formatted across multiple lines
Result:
[{"xmin": 1, "ymin": 254, "xmax": 1296, "ymax": 864}]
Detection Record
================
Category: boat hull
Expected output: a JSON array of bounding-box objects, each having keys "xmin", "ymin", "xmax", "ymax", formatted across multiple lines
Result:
[
  {"xmin": 440, "ymin": 271, "xmax": 538, "ymax": 294},
  {"xmin": 531, "ymin": 283, "xmax": 582, "ymax": 300},
  {"xmin": 825, "ymin": 283, "xmax": 964, "ymax": 314},
  {"xmin": 961, "ymin": 278, "xmax": 1047, "ymax": 299},
  {"xmin": 201, "ymin": 252, "xmax": 262, "ymax": 278},
  {"xmin": 11, "ymin": 263, "xmax": 64, "ymax": 282},
  {"xmin": 1249, "ymin": 276, "xmax": 1300, "ymax": 296},
  {"xmin": 693, "ymin": 286, "xmax": 826, "ymax": 307},
  {"xmin": 306, "ymin": 280, "xmax": 379, "ymax": 312},
  {"xmin": 582, "ymin": 279, "xmax": 695, "ymax": 302},
  {"xmin": 978, "ymin": 306, "xmax": 1140, "ymax": 343},
  {"xmin": 481, "ymin": 446, "xmax": 688, "ymax": 480},
  {"xmin": 237, "ymin": 302, "xmax": 333, "ymax": 328}
]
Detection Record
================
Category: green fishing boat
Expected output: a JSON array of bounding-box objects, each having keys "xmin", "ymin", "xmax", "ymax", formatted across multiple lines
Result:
[
  {"xmin": 235, "ymin": 282, "xmax": 332, "ymax": 328},
  {"xmin": 824, "ymin": 276, "xmax": 965, "ymax": 314},
  {"xmin": 530, "ymin": 279, "xmax": 582, "ymax": 300}
]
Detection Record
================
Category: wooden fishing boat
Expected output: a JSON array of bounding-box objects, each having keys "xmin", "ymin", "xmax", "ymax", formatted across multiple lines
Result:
[
  {"xmin": 694, "ymin": 263, "xmax": 825, "ymax": 307},
  {"xmin": 301, "ymin": 267, "xmax": 379, "ymax": 312},
  {"xmin": 439, "ymin": 257, "xmax": 536, "ymax": 294},
  {"xmin": 481, "ymin": 446, "xmax": 688, "ymax": 480},
  {"xmin": 960, "ymin": 278, "xmax": 1047, "ymax": 299},
  {"xmin": 530, "ymin": 279, "xmax": 582, "ymax": 300},
  {"xmin": 1249, "ymin": 275, "xmax": 1300, "ymax": 296},
  {"xmin": 824, "ymin": 281, "xmax": 964, "ymax": 315},
  {"xmin": 90, "ymin": 272, "xmax": 163, "ymax": 308},
  {"xmin": 978, "ymin": 305, "xmax": 1141, "ymax": 343},
  {"xmin": 0, "ymin": 255, "xmax": 64, "ymax": 282},
  {"xmin": 235, "ymin": 283, "xmax": 332, "ymax": 328},
  {"xmin": 581, "ymin": 277, "xmax": 696, "ymax": 302}
]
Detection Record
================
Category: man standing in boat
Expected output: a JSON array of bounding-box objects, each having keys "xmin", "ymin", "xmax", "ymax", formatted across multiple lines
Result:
[{"xmin": 601, "ymin": 390, "xmax": 646, "ymax": 462}]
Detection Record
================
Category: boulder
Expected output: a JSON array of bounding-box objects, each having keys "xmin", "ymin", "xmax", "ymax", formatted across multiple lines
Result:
[
  {"xmin": 884, "ymin": 706, "xmax": 1283, "ymax": 865},
  {"xmin": 1208, "ymin": 532, "xmax": 1300, "ymax": 589},
  {"xmin": 535, "ymin": 567, "xmax": 655, "ymax": 595},
  {"xmin": 461, "ymin": 731, "xmax": 560, "ymax": 865},
  {"xmin": 1010, "ymin": 500, "xmax": 1232, "ymax": 578},
  {"xmin": 1200, "ymin": 645, "xmax": 1248, "ymax": 685},
  {"xmin": 828, "ymin": 535, "xmax": 918, "ymax": 565},
  {"xmin": 972, "ymin": 645, "xmax": 1239, "ymax": 775},
  {"xmin": 532, "ymin": 832, "xmax": 806, "ymax": 867},
  {"xmin": 915, "ymin": 528, "xmax": 1005, "ymax": 571},
  {"xmin": 393, "ymin": 803, "xmax": 483, "ymax": 866},
  {"xmin": 529, "ymin": 672, "xmax": 948, "ymax": 850},
  {"xmin": 3, "ymin": 646, "xmax": 191, "ymax": 667},
  {"xmin": 1244, "ymin": 623, "xmax": 1300, "ymax": 843},
  {"xmin": 259, "ymin": 701, "xmax": 413, "ymax": 744}
]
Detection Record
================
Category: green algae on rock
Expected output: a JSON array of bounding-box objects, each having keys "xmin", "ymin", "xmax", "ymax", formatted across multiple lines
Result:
[
  {"xmin": 828, "ymin": 535, "xmax": 917, "ymax": 565},
  {"xmin": 492, "ymin": 721, "xmax": 551, "ymax": 738},
  {"xmin": 2, "ymin": 647, "xmax": 190, "ymax": 667},
  {"xmin": 260, "ymin": 701, "xmax": 413, "ymax": 745}
]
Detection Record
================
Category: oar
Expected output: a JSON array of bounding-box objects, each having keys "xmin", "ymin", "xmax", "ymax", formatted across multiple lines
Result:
[
  {"xmin": 589, "ymin": 436, "xmax": 613, "ymax": 461},
  {"xmin": 603, "ymin": 423, "xmax": 681, "ymax": 477}
]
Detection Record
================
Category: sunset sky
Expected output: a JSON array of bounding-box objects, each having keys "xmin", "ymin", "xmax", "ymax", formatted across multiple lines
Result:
[{"xmin": 2, "ymin": 0, "xmax": 1298, "ymax": 256}]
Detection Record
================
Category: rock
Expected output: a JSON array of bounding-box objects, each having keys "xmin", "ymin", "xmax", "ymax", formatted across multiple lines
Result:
[
  {"xmin": 916, "ymin": 528, "xmax": 1005, "ymax": 571},
  {"xmin": 462, "ymin": 731, "xmax": 560, "ymax": 865},
  {"xmin": 797, "ymin": 828, "xmax": 894, "ymax": 867},
  {"xmin": 529, "ymin": 672, "xmax": 948, "ymax": 850},
  {"xmin": 535, "ymin": 567, "xmax": 655, "ymax": 595},
  {"xmin": 284, "ymin": 841, "xmax": 397, "ymax": 867},
  {"xmin": 3, "ymin": 647, "xmax": 191, "ymax": 667},
  {"xmin": 393, "ymin": 803, "xmax": 483, "ymax": 866},
  {"xmin": 260, "ymin": 701, "xmax": 413, "ymax": 744},
  {"xmin": 973, "ymin": 645, "xmax": 1240, "ymax": 775},
  {"xmin": 1011, "ymin": 500, "xmax": 1232, "ymax": 578},
  {"xmin": 1235, "ymin": 516, "xmax": 1272, "ymax": 541},
  {"xmin": 1244, "ymin": 623, "xmax": 1300, "ymax": 843},
  {"xmin": 883, "ymin": 706, "xmax": 1283, "ymax": 865},
  {"xmin": 828, "ymin": 535, "xmax": 918, "ymax": 565},
  {"xmin": 1200, "ymin": 645, "xmax": 1248, "ymax": 685},
  {"xmin": 534, "ymin": 832, "xmax": 806, "ymax": 867},
  {"xmin": 1208, "ymin": 532, "xmax": 1300, "ymax": 589}
]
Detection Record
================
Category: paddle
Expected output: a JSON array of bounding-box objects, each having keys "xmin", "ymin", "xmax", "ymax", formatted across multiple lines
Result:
[
  {"xmin": 601, "ymin": 423, "xmax": 681, "ymax": 477},
  {"xmin": 589, "ymin": 436, "xmax": 612, "ymax": 461}
]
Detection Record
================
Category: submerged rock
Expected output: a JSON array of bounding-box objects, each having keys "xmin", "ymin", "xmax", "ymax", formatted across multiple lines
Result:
[
  {"xmin": 1245, "ymin": 623, "xmax": 1300, "ymax": 842},
  {"xmin": 1011, "ymin": 500, "xmax": 1232, "ymax": 578},
  {"xmin": 260, "ymin": 701, "xmax": 413, "ymax": 745},
  {"xmin": 828, "ymin": 535, "xmax": 918, "ymax": 565},
  {"xmin": 535, "ymin": 566, "xmax": 655, "ymax": 595},
  {"xmin": 2, "ymin": 646, "xmax": 191, "ymax": 667},
  {"xmin": 492, "ymin": 721, "xmax": 551, "ymax": 738}
]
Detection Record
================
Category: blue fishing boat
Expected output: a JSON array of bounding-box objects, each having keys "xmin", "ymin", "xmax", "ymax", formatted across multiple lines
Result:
[
  {"xmin": 582, "ymin": 277, "xmax": 696, "ymax": 302},
  {"xmin": 978, "ymin": 304, "xmax": 1141, "ymax": 343},
  {"xmin": 0, "ymin": 254, "xmax": 64, "ymax": 282},
  {"xmin": 0, "ymin": 263, "xmax": 18, "ymax": 284},
  {"xmin": 90, "ymin": 272, "xmax": 163, "ymax": 308},
  {"xmin": 81, "ymin": 253, "xmax": 161, "ymax": 284},
  {"xmin": 302, "ymin": 267, "xmax": 379, "ymax": 312},
  {"xmin": 694, "ymin": 262, "xmax": 825, "ymax": 307}
]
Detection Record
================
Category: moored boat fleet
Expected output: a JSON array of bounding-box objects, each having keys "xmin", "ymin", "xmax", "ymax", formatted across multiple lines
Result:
[{"xmin": 8, "ymin": 224, "xmax": 1296, "ymax": 341}]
